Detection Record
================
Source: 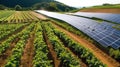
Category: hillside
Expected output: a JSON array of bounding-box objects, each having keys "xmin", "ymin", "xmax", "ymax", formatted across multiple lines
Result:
[
  {"xmin": 0, "ymin": 0, "xmax": 75, "ymax": 11},
  {"xmin": 32, "ymin": 2, "xmax": 76, "ymax": 11},
  {"xmin": 0, "ymin": 0, "xmax": 54, "ymax": 7},
  {"xmin": 79, "ymin": 4, "xmax": 120, "ymax": 14}
]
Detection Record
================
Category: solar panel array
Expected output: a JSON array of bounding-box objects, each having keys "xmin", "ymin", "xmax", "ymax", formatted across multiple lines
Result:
[
  {"xmin": 73, "ymin": 12, "xmax": 120, "ymax": 24},
  {"xmin": 36, "ymin": 10, "xmax": 120, "ymax": 49}
]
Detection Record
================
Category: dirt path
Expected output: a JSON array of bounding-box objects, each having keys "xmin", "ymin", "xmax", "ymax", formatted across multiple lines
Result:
[
  {"xmin": 43, "ymin": 27, "xmax": 60, "ymax": 67},
  {"xmin": 52, "ymin": 23, "xmax": 120, "ymax": 67},
  {"xmin": 0, "ymin": 38, "xmax": 19, "ymax": 67},
  {"xmin": 20, "ymin": 33, "xmax": 35, "ymax": 67},
  {"xmin": 31, "ymin": 12, "xmax": 47, "ymax": 20}
]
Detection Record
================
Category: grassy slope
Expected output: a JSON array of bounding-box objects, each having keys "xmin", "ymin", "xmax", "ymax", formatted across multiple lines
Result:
[
  {"xmin": 79, "ymin": 4, "xmax": 120, "ymax": 14},
  {"xmin": 91, "ymin": 4, "xmax": 120, "ymax": 9}
]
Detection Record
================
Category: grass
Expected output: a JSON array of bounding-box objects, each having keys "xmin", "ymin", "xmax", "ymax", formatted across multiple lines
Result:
[
  {"xmin": 71, "ymin": 15, "xmax": 104, "ymax": 23},
  {"xmin": 92, "ymin": 4, "xmax": 120, "ymax": 9},
  {"xmin": 78, "ymin": 4, "xmax": 120, "ymax": 12},
  {"xmin": 91, "ymin": 17, "xmax": 103, "ymax": 23},
  {"xmin": 113, "ymin": 24, "xmax": 120, "ymax": 30}
]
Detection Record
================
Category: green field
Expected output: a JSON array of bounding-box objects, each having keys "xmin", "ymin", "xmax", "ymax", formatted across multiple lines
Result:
[
  {"xmin": 0, "ymin": 10, "xmax": 119, "ymax": 67},
  {"xmin": 91, "ymin": 4, "xmax": 120, "ymax": 9}
]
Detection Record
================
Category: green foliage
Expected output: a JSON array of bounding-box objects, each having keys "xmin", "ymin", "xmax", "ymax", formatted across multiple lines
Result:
[
  {"xmin": 43, "ymin": 22, "xmax": 80, "ymax": 67},
  {"xmin": 15, "ymin": 5, "xmax": 22, "ymax": 11},
  {"xmin": 5, "ymin": 23, "xmax": 35, "ymax": 67},
  {"xmin": 0, "ymin": 11, "xmax": 39, "ymax": 23},
  {"xmin": 109, "ymin": 48, "xmax": 120, "ymax": 59},
  {"xmin": 103, "ymin": 3, "xmax": 113, "ymax": 6},
  {"xmin": 32, "ymin": 2, "xmax": 76, "ymax": 12},
  {"xmin": 91, "ymin": 4, "xmax": 120, "ymax": 9},
  {"xmin": 54, "ymin": 29, "xmax": 106, "ymax": 67},
  {"xmin": 0, "ymin": 24, "xmax": 24, "ymax": 40},
  {"xmin": 0, "ymin": 24, "xmax": 27, "ymax": 55},
  {"xmin": 51, "ymin": 20, "xmax": 93, "ymax": 41},
  {"xmin": 33, "ymin": 23, "xmax": 53, "ymax": 67},
  {"xmin": 68, "ymin": 9, "xmax": 80, "ymax": 13},
  {"xmin": 113, "ymin": 24, "xmax": 120, "ymax": 30},
  {"xmin": 0, "ymin": 0, "xmax": 54, "ymax": 7},
  {"xmin": 0, "ymin": 11, "xmax": 15, "ymax": 22},
  {"xmin": 0, "ymin": 0, "xmax": 76, "ymax": 11},
  {"xmin": 51, "ymin": 20, "xmax": 120, "ymax": 61},
  {"xmin": 47, "ymin": 22, "xmax": 106, "ymax": 67},
  {"xmin": 0, "ymin": 5, "xmax": 7, "ymax": 10}
]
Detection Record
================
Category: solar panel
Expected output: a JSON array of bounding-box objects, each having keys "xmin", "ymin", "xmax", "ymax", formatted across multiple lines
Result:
[
  {"xmin": 36, "ymin": 10, "xmax": 120, "ymax": 49},
  {"xmin": 73, "ymin": 12, "xmax": 120, "ymax": 24}
]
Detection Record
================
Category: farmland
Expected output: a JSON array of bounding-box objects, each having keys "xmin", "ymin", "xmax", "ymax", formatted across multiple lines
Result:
[
  {"xmin": 0, "ymin": 10, "xmax": 120, "ymax": 67},
  {"xmin": 0, "ymin": 11, "xmax": 39, "ymax": 23}
]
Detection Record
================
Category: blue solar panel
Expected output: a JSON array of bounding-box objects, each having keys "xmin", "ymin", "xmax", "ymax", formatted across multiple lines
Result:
[
  {"xmin": 114, "ymin": 40, "xmax": 120, "ymax": 46},
  {"xmin": 111, "ymin": 44, "xmax": 119, "ymax": 49},
  {"xmin": 106, "ymin": 37, "xmax": 116, "ymax": 42},
  {"xmin": 36, "ymin": 10, "xmax": 120, "ymax": 49},
  {"xmin": 98, "ymin": 40, "xmax": 108, "ymax": 47},
  {"xmin": 73, "ymin": 12, "xmax": 120, "ymax": 24},
  {"xmin": 92, "ymin": 36, "xmax": 100, "ymax": 41}
]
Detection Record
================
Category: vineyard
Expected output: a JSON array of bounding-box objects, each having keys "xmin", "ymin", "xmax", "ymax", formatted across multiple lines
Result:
[{"xmin": 0, "ymin": 10, "xmax": 120, "ymax": 67}]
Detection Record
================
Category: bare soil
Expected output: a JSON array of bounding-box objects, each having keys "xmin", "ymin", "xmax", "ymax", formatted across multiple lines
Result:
[
  {"xmin": 52, "ymin": 22, "xmax": 120, "ymax": 67},
  {"xmin": 43, "ymin": 27, "xmax": 60, "ymax": 67},
  {"xmin": 0, "ymin": 38, "xmax": 19, "ymax": 67},
  {"xmin": 31, "ymin": 12, "xmax": 47, "ymax": 20},
  {"xmin": 20, "ymin": 33, "xmax": 35, "ymax": 67},
  {"xmin": 80, "ymin": 8, "xmax": 120, "ymax": 14}
]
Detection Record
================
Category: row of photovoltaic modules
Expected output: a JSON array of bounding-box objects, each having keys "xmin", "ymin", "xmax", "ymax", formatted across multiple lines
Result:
[
  {"xmin": 36, "ymin": 10, "xmax": 120, "ymax": 49},
  {"xmin": 73, "ymin": 12, "xmax": 120, "ymax": 24}
]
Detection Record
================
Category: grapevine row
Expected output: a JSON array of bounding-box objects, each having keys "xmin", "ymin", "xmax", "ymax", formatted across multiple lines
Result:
[
  {"xmin": 5, "ymin": 23, "xmax": 35, "ymax": 67},
  {"xmin": 33, "ymin": 22, "xmax": 53, "ymax": 67},
  {"xmin": 49, "ymin": 23, "xmax": 106, "ymax": 67},
  {"xmin": 43, "ymin": 22, "xmax": 80, "ymax": 67}
]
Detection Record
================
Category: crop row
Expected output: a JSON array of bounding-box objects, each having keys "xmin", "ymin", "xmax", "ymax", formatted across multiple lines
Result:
[
  {"xmin": 5, "ymin": 11, "xmax": 39, "ymax": 23},
  {"xmin": 4, "ymin": 23, "xmax": 35, "ymax": 67},
  {"xmin": 51, "ymin": 20, "xmax": 120, "ymax": 62},
  {"xmin": 0, "ymin": 23, "xmax": 28, "ymax": 55},
  {"xmin": 48, "ymin": 22, "xmax": 106, "ymax": 67},
  {"xmin": 51, "ymin": 20, "xmax": 94, "ymax": 42},
  {"xmin": 43, "ymin": 22, "xmax": 80, "ymax": 67},
  {"xmin": 0, "ymin": 11, "xmax": 39, "ymax": 23},
  {"xmin": 33, "ymin": 22, "xmax": 53, "ymax": 67},
  {"xmin": 0, "ymin": 23, "xmax": 27, "ymax": 41},
  {"xmin": 0, "ymin": 11, "xmax": 15, "ymax": 22}
]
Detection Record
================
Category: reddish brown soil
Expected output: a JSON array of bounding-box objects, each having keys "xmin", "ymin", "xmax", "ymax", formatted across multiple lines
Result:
[
  {"xmin": 52, "ymin": 22, "xmax": 120, "ymax": 67},
  {"xmin": 43, "ymin": 27, "xmax": 60, "ymax": 67},
  {"xmin": 80, "ymin": 8, "xmax": 120, "ymax": 14},
  {"xmin": 20, "ymin": 33, "xmax": 35, "ymax": 67},
  {"xmin": 31, "ymin": 12, "xmax": 47, "ymax": 20},
  {"xmin": 0, "ymin": 38, "xmax": 19, "ymax": 67}
]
